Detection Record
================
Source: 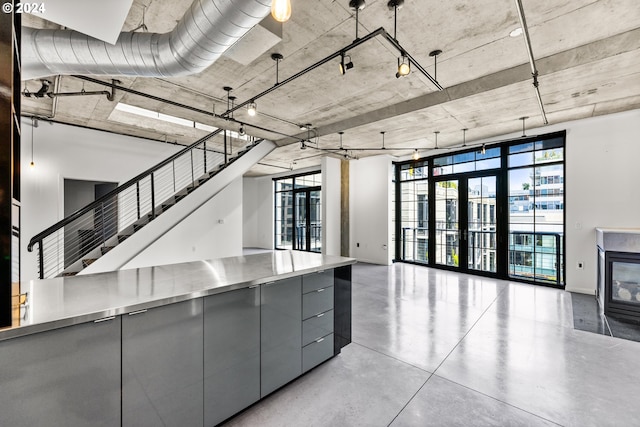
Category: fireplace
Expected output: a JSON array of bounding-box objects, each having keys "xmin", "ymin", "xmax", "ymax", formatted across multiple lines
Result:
[{"xmin": 597, "ymin": 228, "xmax": 640, "ymax": 323}]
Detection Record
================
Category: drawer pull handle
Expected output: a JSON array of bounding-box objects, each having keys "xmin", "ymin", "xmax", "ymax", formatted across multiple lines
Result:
[
  {"xmin": 315, "ymin": 337, "xmax": 325, "ymax": 343},
  {"xmin": 263, "ymin": 281, "xmax": 275, "ymax": 286},
  {"xmin": 249, "ymin": 284, "xmax": 260, "ymax": 289},
  {"xmin": 94, "ymin": 316, "xmax": 116, "ymax": 323},
  {"xmin": 317, "ymin": 288, "xmax": 325, "ymax": 293},
  {"xmin": 316, "ymin": 313, "xmax": 325, "ymax": 318},
  {"xmin": 317, "ymin": 270, "xmax": 325, "ymax": 274},
  {"xmin": 128, "ymin": 309, "xmax": 148, "ymax": 316}
]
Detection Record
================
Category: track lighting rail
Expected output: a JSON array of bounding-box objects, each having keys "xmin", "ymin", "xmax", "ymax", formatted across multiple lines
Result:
[{"xmin": 222, "ymin": 26, "xmax": 444, "ymax": 118}]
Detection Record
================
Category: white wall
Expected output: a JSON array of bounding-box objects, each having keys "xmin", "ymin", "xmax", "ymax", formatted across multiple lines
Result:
[
  {"xmin": 20, "ymin": 120, "xmax": 181, "ymax": 283},
  {"xmin": 243, "ymin": 176, "xmax": 274, "ymax": 249},
  {"xmin": 321, "ymin": 156, "xmax": 341, "ymax": 256},
  {"xmin": 122, "ymin": 177, "xmax": 243, "ymax": 269},
  {"xmin": 349, "ymin": 155, "xmax": 393, "ymax": 265}
]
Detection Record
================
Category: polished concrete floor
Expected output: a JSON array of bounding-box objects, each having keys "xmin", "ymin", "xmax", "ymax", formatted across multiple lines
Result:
[{"xmin": 224, "ymin": 262, "xmax": 640, "ymax": 427}]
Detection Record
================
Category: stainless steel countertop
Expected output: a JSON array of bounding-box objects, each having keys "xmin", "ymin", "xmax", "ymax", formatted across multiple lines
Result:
[{"xmin": 1, "ymin": 251, "xmax": 355, "ymax": 341}]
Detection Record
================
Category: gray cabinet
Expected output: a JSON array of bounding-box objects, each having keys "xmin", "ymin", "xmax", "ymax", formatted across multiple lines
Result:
[
  {"xmin": 0, "ymin": 317, "xmax": 121, "ymax": 427},
  {"xmin": 302, "ymin": 271, "xmax": 335, "ymax": 373},
  {"xmin": 260, "ymin": 277, "xmax": 302, "ymax": 397},
  {"xmin": 204, "ymin": 286, "xmax": 260, "ymax": 426},
  {"xmin": 122, "ymin": 299, "xmax": 203, "ymax": 427}
]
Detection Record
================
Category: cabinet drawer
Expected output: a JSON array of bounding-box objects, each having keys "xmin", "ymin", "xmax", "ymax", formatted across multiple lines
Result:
[
  {"xmin": 303, "ymin": 333, "xmax": 334, "ymax": 373},
  {"xmin": 303, "ymin": 270, "xmax": 334, "ymax": 294},
  {"xmin": 302, "ymin": 310, "xmax": 334, "ymax": 347},
  {"xmin": 303, "ymin": 286, "xmax": 334, "ymax": 319}
]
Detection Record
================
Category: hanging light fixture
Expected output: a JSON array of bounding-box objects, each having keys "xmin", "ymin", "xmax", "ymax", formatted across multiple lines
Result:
[
  {"xmin": 462, "ymin": 128, "xmax": 468, "ymax": 147},
  {"xmin": 271, "ymin": 0, "xmax": 292, "ymax": 23},
  {"xmin": 412, "ymin": 149, "xmax": 419, "ymax": 160},
  {"xmin": 238, "ymin": 125, "xmax": 246, "ymax": 136},
  {"xmin": 247, "ymin": 101, "xmax": 257, "ymax": 116},
  {"xmin": 396, "ymin": 55, "xmax": 410, "ymax": 78},
  {"xmin": 339, "ymin": 52, "xmax": 354, "ymax": 75},
  {"xmin": 30, "ymin": 117, "xmax": 37, "ymax": 169},
  {"xmin": 481, "ymin": 143, "xmax": 486, "ymax": 155}
]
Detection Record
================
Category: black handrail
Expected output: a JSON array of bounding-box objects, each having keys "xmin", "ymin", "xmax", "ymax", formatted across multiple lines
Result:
[{"xmin": 27, "ymin": 128, "xmax": 223, "ymax": 252}]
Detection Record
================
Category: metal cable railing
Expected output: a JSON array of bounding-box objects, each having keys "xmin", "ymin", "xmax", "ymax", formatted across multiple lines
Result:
[{"xmin": 28, "ymin": 131, "xmax": 261, "ymax": 279}]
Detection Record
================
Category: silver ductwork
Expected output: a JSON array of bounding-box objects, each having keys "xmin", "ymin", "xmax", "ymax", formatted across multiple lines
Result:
[{"xmin": 22, "ymin": 0, "xmax": 272, "ymax": 80}]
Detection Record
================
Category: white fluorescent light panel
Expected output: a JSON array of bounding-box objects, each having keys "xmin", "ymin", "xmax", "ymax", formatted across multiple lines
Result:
[{"xmin": 115, "ymin": 102, "xmax": 226, "ymax": 135}]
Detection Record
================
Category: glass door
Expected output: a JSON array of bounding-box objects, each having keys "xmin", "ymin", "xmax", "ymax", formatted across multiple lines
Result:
[
  {"xmin": 292, "ymin": 188, "xmax": 322, "ymax": 252},
  {"xmin": 435, "ymin": 180, "xmax": 460, "ymax": 267},
  {"xmin": 434, "ymin": 175, "xmax": 499, "ymax": 273},
  {"xmin": 467, "ymin": 176, "xmax": 497, "ymax": 273},
  {"xmin": 294, "ymin": 192, "xmax": 307, "ymax": 251}
]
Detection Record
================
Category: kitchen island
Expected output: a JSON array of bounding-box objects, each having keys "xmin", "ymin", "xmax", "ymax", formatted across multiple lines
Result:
[{"xmin": 0, "ymin": 251, "xmax": 355, "ymax": 427}]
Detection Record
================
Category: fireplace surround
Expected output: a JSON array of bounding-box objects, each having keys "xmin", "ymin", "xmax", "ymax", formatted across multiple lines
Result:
[{"xmin": 597, "ymin": 228, "xmax": 640, "ymax": 323}]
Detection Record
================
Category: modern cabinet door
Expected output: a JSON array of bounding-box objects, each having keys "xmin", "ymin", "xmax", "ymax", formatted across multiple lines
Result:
[
  {"xmin": 0, "ymin": 317, "xmax": 121, "ymax": 427},
  {"xmin": 204, "ymin": 286, "xmax": 260, "ymax": 426},
  {"xmin": 122, "ymin": 299, "xmax": 203, "ymax": 427},
  {"xmin": 260, "ymin": 277, "xmax": 302, "ymax": 397}
]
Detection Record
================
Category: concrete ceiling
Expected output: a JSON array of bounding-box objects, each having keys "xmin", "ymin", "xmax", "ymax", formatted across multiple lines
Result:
[{"xmin": 21, "ymin": 0, "xmax": 640, "ymax": 176}]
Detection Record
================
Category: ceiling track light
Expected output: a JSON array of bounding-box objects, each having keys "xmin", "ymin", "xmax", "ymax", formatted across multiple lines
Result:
[
  {"xmin": 238, "ymin": 125, "xmax": 246, "ymax": 136},
  {"xmin": 481, "ymin": 143, "xmax": 486, "ymax": 155},
  {"xmin": 271, "ymin": 0, "xmax": 292, "ymax": 23},
  {"xmin": 412, "ymin": 149, "xmax": 419, "ymax": 160},
  {"xmin": 339, "ymin": 52, "xmax": 354, "ymax": 75},
  {"xmin": 381, "ymin": 131, "xmax": 386, "ymax": 149},
  {"xmin": 300, "ymin": 140, "xmax": 306, "ymax": 149},
  {"xmin": 434, "ymin": 130, "xmax": 440, "ymax": 149},
  {"xmin": 462, "ymin": 128, "xmax": 468, "ymax": 147},
  {"xmin": 247, "ymin": 101, "xmax": 257, "ymax": 116},
  {"xmin": 338, "ymin": 131, "xmax": 344, "ymax": 150},
  {"xmin": 396, "ymin": 54, "xmax": 410, "ymax": 78}
]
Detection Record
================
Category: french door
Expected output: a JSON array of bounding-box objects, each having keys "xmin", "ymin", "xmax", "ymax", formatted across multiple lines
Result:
[
  {"xmin": 434, "ymin": 174, "xmax": 499, "ymax": 274},
  {"xmin": 293, "ymin": 187, "xmax": 322, "ymax": 252}
]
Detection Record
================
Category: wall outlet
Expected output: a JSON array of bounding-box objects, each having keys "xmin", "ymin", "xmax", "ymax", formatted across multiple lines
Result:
[{"xmin": 577, "ymin": 261, "xmax": 584, "ymax": 270}]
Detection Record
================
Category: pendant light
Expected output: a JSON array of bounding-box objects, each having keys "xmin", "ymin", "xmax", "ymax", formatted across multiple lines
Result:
[
  {"xmin": 30, "ymin": 117, "xmax": 36, "ymax": 169},
  {"xmin": 271, "ymin": 0, "xmax": 292, "ymax": 23},
  {"xmin": 247, "ymin": 101, "xmax": 257, "ymax": 116},
  {"xmin": 412, "ymin": 149, "xmax": 419, "ymax": 160}
]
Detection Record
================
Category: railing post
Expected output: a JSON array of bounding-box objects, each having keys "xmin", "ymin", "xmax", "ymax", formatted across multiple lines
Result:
[
  {"xmin": 190, "ymin": 150, "xmax": 195, "ymax": 187},
  {"xmin": 136, "ymin": 182, "xmax": 140, "ymax": 220},
  {"xmin": 224, "ymin": 130, "xmax": 228, "ymax": 164},
  {"xmin": 38, "ymin": 242, "xmax": 44, "ymax": 279},
  {"xmin": 555, "ymin": 233, "xmax": 561, "ymax": 285},
  {"xmin": 402, "ymin": 228, "xmax": 406, "ymax": 260},
  {"xmin": 100, "ymin": 202, "xmax": 106, "ymax": 246},
  {"xmin": 151, "ymin": 173, "xmax": 156, "ymax": 220}
]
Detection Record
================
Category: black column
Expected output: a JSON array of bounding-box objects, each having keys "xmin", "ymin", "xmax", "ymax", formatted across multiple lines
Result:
[
  {"xmin": 0, "ymin": 4, "xmax": 20, "ymax": 327},
  {"xmin": 333, "ymin": 265, "xmax": 352, "ymax": 354}
]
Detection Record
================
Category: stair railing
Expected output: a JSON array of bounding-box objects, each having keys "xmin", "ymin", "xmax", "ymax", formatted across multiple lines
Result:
[{"xmin": 28, "ymin": 130, "xmax": 261, "ymax": 279}]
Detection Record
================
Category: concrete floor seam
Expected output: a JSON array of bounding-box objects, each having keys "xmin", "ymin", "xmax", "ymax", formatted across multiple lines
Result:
[
  {"xmin": 385, "ymin": 373, "xmax": 435, "ymax": 427},
  {"xmin": 348, "ymin": 341, "xmax": 434, "ymax": 375},
  {"xmin": 429, "ymin": 374, "xmax": 565, "ymax": 427}
]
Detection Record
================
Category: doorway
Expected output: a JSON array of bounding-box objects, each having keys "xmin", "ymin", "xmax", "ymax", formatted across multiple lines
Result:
[
  {"xmin": 434, "ymin": 174, "xmax": 499, "ymax": 274},
  {"xmin": 293, "ymin": 188, "xmax": 322, "ymax": 252}
]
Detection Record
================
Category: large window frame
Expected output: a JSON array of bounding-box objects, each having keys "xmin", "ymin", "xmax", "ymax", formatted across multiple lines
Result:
[{"xmin": 393, "ymin": 131, "xmax": 566, "ymax": 288}]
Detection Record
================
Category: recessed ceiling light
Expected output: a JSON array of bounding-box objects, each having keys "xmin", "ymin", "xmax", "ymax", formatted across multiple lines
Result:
[{"xmin": 509, "ymin": 27, "xmax": 523, "ymax": 38}]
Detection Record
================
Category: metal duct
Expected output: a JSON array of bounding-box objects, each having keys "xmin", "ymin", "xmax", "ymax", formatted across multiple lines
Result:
[{"xmin": 22, "ymin": 0, "xmax": 272, "ymax": 80}]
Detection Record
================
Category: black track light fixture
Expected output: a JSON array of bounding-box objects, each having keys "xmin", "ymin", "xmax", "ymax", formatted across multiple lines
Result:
[
  {"xmin": 339, "ymin": 52, "xmax": 354, "ymax": 75},
  {"xmin": 300, "ymin": 140, "xmax": 306, "ymax": 149},
  {"xmin": 349, "ymin": 0, "xmax": 366, "ymax": 10},
  {"xmin": 238, "ymin": 125, "xmax": 246, "ymax": 136},
  {"xmin": 247, "ymin": 101, "xmax": 257, "ymax": 116}
]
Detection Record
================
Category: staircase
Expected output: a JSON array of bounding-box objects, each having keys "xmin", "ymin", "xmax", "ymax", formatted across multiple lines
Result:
[{"xmin": 28, "ymin": 133, "xmax": 275, "ymax": 279}]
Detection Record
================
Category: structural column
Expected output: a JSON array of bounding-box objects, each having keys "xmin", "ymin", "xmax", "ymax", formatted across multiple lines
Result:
[{"xmin": 0, "ymin": 4, "xmax": 20, "ymax": 327}]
